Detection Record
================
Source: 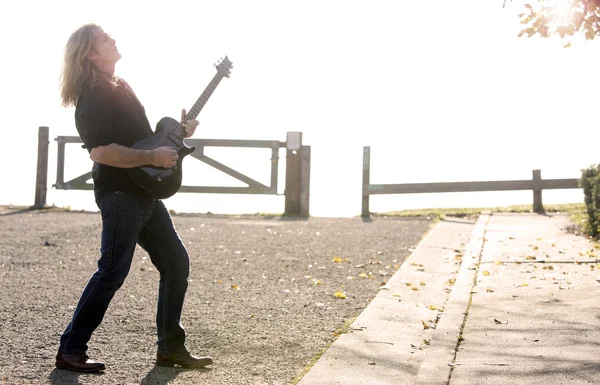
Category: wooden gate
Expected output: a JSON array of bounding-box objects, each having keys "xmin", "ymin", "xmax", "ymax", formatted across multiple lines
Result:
[{"xmin": 34, "ymin": 127, "xmax": 310, "ymax": 216}]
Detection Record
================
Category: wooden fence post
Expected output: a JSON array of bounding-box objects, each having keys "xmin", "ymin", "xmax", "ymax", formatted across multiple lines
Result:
[
  {"xmin": 532, "ymin": 169, "xmax": 544, "ymax": 214},
  {"xmin": 34, "ymin": 126, "xmax": 49, "ymax": 209},
  {"xmin": 299, "ymin": 145, "xmax": 311, "ymax": 216},
  {"xmin": 284, "ymin": 132, "xmax": 303, "ymax": 216},
  {"xmin": 361, "ymin": 146, "xmax": 371, "ymax": 217}
]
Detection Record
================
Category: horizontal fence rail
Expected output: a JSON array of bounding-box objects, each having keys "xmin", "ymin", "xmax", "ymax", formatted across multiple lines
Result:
[{"xmin": 361, "ymin": 146, "xmax": 581, "ymax": 217}]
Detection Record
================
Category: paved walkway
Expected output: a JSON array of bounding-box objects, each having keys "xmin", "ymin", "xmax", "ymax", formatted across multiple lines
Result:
[{"xmin": 298, "ymin": 212, "xmax": 600, "ymax": 385}]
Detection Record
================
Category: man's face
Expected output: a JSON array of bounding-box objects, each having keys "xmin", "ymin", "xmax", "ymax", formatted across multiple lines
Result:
[{"xmin": 89, "ymin": 27, "xmax": 121, "ymax": 64}]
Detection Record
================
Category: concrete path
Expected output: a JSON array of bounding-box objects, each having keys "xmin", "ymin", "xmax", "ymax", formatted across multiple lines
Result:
[{"xmin": 297, "ymin": 213, "xmax": 600, "ymax": 385}]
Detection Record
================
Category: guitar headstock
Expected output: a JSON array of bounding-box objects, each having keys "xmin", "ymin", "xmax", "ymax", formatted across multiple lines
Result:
[{"xmin": 215, "ymin": 56, "xmax": 233, "ymax": 78}]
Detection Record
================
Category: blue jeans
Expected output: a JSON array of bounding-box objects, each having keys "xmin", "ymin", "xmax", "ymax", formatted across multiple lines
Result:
[{"xmin": 58, "ymin": 191, "xmax": 190, "ymax": 355}]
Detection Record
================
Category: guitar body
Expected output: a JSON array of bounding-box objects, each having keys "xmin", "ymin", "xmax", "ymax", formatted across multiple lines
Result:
[
  {"xmin": 127, "ymin": 56, "xmax": 233, "ymax": 200},
  {"xmin": 129, "ymin": 117, "xmax": 195, "ymax": 199}
]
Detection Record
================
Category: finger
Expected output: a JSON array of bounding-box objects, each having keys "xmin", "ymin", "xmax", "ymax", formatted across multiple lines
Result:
[
  {"xmin": 182, "ymin": 121, "xmax": 198, "ymax": 130},
  {"xmin": 181, "ymin": 109, "xmax": 187, "ymax": 122}
]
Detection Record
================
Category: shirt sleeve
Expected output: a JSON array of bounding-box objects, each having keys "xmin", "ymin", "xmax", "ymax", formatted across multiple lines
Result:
[{"xmin": 76, "ymin": 85, "xmax": 115, "ymax": 151}]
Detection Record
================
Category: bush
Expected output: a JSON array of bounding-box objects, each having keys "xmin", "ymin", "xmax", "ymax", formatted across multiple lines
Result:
[{"xmin": 580, "ymin": 164, "xmax": 600, "ymax": 238}]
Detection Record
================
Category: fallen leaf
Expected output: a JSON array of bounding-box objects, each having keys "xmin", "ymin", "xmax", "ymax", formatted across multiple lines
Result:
[
  {"xmin": 334, "ymin": 291, "xmax": 346, "ymax": 299},
  {"xmin": 368, "ymin": 361, "xmax": 376, "ymax": 365},
  {"xmin": 486, "ymin": 289, "xmax": 495, "ymax": 293},
  {"xmin": 526, "ymin": 256, "xmax": 537, "ymax": 261},
  {"xmin": 231, "ymin": 285, "xmax": 239, "ymax": 290},
  {"xmin": 543, "ymin": 266, "xmax": 554, "ymax": 270},
  {"xmin": 482, "ymin": 271, "xmax": 490, "ymax": 276},
  {"xmin": 420, "ymin": 281, "xmax": 426, "ymax": 286},
  {"xmin": 332, "ymin": 257, "xmax": 344, "ymax": 263},
  {"xmin": 393, "ymin": 293, "xmax": 402, "ymax": 297},
  {"xmin": 522, "ymin": 282, "xmax": 529, "ymax": 287},
  {"xmin": 494, "ymin": 318, "xmax": 508, "ymax": 324},
  {"xmin": 411, "ymin": 287, "xmax": 419, "ymax": 291},
  {"xmin": 428, "ymin": 305, "xmax": 437, "ymax": 310},
  {"xmin": 358, "ymin": 273, "xmax": 368, "ymax": 279},
  {"xmin": 422, "ymin": 320, "xmax": 430, "ymax": 329}
]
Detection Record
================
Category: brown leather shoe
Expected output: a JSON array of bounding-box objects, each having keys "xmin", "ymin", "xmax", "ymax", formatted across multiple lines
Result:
[
  {"xmin": 55, "ymin": 352, "xmax": 106, "ymax": 373},
  {"xmin": 156, "ymin": 348, "xmax": 213, "ymax": 368}
]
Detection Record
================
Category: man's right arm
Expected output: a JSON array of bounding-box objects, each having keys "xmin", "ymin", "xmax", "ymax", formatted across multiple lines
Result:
[{"xmin": 90, "ymin": 144, "xmax": 178, "ymax": 169}]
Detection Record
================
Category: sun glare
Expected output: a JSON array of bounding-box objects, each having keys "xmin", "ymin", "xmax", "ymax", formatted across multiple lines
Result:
[{"xmin": 547, "ymin": 0, "xmax": 576, "ymax": 26}]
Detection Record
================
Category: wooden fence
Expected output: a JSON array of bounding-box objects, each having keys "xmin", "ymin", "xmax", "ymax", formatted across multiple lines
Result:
[
  {"xmin": 34, "ymin": 127, "xmax": 311, "ymax": 216},
  {"xmin": 361, "ymin": 146, "xmax": 581, "ymax": 217}
]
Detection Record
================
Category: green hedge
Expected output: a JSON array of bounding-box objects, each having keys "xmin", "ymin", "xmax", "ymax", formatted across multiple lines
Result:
[{"xmin": 580, "ymin": 164, "xmax": 600, "ymax": 238}]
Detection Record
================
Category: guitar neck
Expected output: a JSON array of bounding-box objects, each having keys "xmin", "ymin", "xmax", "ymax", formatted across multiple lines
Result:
[
  {"xmin": 171, "ymin": 56, "xmax": 232, "ymax": 140},
  {"xmin": 186, "ymin": 73, "xmax": 224, "ymax": 120}
]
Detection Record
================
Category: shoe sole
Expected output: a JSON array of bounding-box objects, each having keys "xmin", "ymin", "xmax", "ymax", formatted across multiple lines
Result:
[
  {"xmin": 55, "ymin": 362, "xmax": 106, "ymax": 373},
  {"xmin": 155, "ymin": 359, "xmax": 213, "ymax": 368}
]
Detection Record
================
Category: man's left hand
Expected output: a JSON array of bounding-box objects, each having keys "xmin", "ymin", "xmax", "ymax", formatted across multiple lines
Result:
[{"xmin": 181, "ymin": 109, "xmax": 199, "ymax": 138}]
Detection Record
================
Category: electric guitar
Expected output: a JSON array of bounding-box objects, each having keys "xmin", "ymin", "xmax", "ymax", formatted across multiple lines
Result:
[{"xmin": 129, "ymin": 56, "xmax": 233, "ymax": 199}]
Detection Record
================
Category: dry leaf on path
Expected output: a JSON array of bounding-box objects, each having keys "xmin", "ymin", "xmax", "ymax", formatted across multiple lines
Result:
[{"xmin": 334, "ymin": 291, "xmax": 346, "ymax": 299}]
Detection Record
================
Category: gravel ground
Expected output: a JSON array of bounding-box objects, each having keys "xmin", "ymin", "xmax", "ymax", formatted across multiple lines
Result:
[{"xmin": 0, "ymin": 206, "xmax": 431, "ymax": 385}]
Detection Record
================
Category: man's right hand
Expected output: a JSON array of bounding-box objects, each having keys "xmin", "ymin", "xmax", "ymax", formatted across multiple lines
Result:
[{"xmin": 152, "ymin": 146, "xmax": 179, "ymax": 168}]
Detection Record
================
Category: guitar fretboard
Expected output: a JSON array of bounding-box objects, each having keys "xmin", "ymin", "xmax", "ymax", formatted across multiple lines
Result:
[{"xmin": 172, "ymin": 72, "xmax": 224, "ymax": 140}]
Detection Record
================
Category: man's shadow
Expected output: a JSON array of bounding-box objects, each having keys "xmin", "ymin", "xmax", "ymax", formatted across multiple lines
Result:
[
  {"xmin": 140, "ymin": 365, "xmax": 211, "ymax": 385},
  {"xmin": 48, "ymin": 365, "xmax": 210, "ymax": 385},
  {"xmin": 47, "ymin": 368, "xmax": 86, "ymax": 385}
]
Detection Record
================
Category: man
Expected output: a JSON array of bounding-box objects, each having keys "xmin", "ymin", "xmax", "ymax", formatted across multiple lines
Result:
[{"xmin": 56, "ymin": 23, "xmax": 212, "ymax": 373}]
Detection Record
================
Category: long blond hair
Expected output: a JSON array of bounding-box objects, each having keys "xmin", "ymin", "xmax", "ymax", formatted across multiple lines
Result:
[{"xmin": 59, "ymin": 23, "xmax": 115, "ymax": 107}]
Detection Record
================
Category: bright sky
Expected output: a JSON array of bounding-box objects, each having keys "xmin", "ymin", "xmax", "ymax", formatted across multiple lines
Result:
[{"xmin": 0, "ymin": 0, "xmax": 597, "ymax": 216}]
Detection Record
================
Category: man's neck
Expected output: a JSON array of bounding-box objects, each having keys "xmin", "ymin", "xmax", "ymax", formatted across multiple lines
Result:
[{"xmin": 95, "ymin": 61, "xmax": 116, "ymax": 77}]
